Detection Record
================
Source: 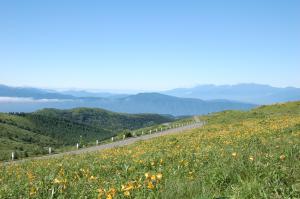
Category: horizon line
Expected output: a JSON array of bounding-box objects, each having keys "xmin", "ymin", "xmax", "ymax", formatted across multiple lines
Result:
[{"xmin": 0, "ymin": 82, "xmax": 299, "ymax": 94}]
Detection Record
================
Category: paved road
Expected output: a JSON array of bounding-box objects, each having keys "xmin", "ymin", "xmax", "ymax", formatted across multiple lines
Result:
[{"xmin": 3, "ymin": 121, "xmax": 204, "ymax": 165}]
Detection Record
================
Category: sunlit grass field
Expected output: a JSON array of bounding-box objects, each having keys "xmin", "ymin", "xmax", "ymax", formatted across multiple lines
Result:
[{"xmin": 1, "ymin": 102, "xmax": 300, "ymax": 198}]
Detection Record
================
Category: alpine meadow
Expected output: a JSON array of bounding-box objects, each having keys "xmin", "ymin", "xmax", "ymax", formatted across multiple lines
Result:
[
  {"xmin": 1, "ymin": 0, "xmax": 300, "ymax": 199},
  {"xmin": 1, "ymin": 102, "xmax": 300, "ymax": 198}
]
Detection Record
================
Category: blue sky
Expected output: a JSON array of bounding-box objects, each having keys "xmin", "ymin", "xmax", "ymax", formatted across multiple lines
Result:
[{"xmin": 0, "ymin": 0, "xmax": 299, "ymax": 91}]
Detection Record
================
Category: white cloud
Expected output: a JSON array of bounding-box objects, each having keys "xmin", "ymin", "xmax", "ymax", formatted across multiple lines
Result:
[{"xmin": 0, "ymin": 97, "xmax": 72, "ymax": 103}]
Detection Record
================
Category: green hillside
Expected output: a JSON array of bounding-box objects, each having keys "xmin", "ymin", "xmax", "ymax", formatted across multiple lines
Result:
[
  {"xmin": 0, "ymin": 108, "xmax": 173, "ymax": 161},
  {"xmin": 1, "ymin": 101, "xmax": 299, "ymax": 198},
  {"xmin": 34, "ymin": 107, "xmax": 173, "ymax": 131}
]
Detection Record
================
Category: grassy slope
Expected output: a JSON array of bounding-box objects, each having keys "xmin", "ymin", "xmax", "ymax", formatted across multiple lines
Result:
[
  {"xmin": 0, "ymin": 123, "xmax": 58, "ymax": 159},
  {"xmin": 0, "ymin": 101, "xmax": 299, "ymax": 198},
  {"xmin": 0, "ymin": 108, "xmax": 173, "ymax": 161},
  {"xmin": 35, "ymin": 108, "xmax": 173, "ymax": 131}
]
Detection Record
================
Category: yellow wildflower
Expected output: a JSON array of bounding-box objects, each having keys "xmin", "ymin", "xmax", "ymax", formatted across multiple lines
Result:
[
  {"xmin": 53, "ymin": 178, "xmax": 61, "ymax": 184},
  {"xmin": 107, "ymin": 188, "xmax": 116, "ymax": 197},
  {"xmin": 29, "ymin": 187, "xmax": 37, "ymax": 196},
  {"xmin": 27, "ymin": 172, "xmax": 35, "ymax": 182},
  {"xmin": 97, "ymin": 188, "xmax": 105, "ymax": 198},
  {"xmin": 280, "ymin": 155, "xmax": 286, "ymax": 160},
  {"xmin": 145, "ymin": 173, "xmax": 150, "ymax": 179},
  {"xmin": 124, "ymin": 190, "xmax": 130, "ymax": 197},
  {"xmin": 156, "ymin": 173, "xmax": 162, "ymax": 180},
  {"xmin": 147, "ymin": 181, "xmax": 155, "ymax": 189},
  {"xmin": 121, "ymin": 183, "xmax": 134, "ymax": 191},
  {"xmin": 151, "ymin": 175, "xmax": 156, "ymax": 181}
]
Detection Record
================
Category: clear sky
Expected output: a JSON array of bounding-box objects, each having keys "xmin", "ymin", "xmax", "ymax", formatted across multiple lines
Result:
[{"xmin": 0, "ymin": 0, "xmax": 299, "ymax": 91}]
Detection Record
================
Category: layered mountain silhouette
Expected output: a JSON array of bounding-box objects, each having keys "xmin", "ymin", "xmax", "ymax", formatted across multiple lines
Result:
[
  {"xmin": 0, "ymin": 84, "xmax": 255, "ymax": 115},
  {"xmin": 5, "ymin": 83, "xmax": 299, "ymax": 115},
  {"xmin": 164, "ymin": 83, "xmax": 300, "ymax": 104}
]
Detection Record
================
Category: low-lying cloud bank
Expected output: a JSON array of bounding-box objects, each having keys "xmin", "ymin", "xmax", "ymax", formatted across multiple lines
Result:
[{"xmin": 0, "ymin": 97, "xmax": 72, "ymax": 103}]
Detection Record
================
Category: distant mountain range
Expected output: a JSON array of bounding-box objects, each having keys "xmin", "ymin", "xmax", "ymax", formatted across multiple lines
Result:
[
  {"xmin": 0, "ymin": 84, "xmax": 255, "ymax": 115},
  {"xmin": 163, "ymin": 83, "xmax": 300, "ymax": 104},
  {"xmin": 4, "ymin": 83, "xmax": 299, "ymax": 115},
  {"xmin": 95, "ymin": 93, "xmax": 255, "ymax": 116},
  {"xmin": 0, "ymin": 84, "xmax": 74, "ymax": 99},
  {"xmin": 57, "ymin": 90, "xmax": 129, "ymax": 99}
]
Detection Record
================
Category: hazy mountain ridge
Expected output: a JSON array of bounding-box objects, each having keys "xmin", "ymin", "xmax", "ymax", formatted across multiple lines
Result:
[
  {"xmin": 100, "ymin": 93, "xmax": 255, "ymax": 116},
  {"xmin": 0, "ymin": 84, "xmax": 74, "ymax": 99},
  {"xmin": 0, "ymin": 84, "xmax": 256, "ymax": 115},
  {"xmin": 163, "ymin": 83, "xmax": 300, "ymax": 104},
  {"xmin": 57, "ymin": 90, "xmax": 129, "ymax": 99}
]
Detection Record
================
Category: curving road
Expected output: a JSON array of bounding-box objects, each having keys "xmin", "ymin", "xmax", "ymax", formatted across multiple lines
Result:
[{"xmin": 3, "ymin": 121, "xmax": 204, "ymax": 165}]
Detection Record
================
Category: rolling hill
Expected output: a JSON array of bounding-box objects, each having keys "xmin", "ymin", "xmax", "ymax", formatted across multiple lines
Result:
[{"xmin": 0, "ymin": 108, "xmax": 173, "ymax": 160}]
